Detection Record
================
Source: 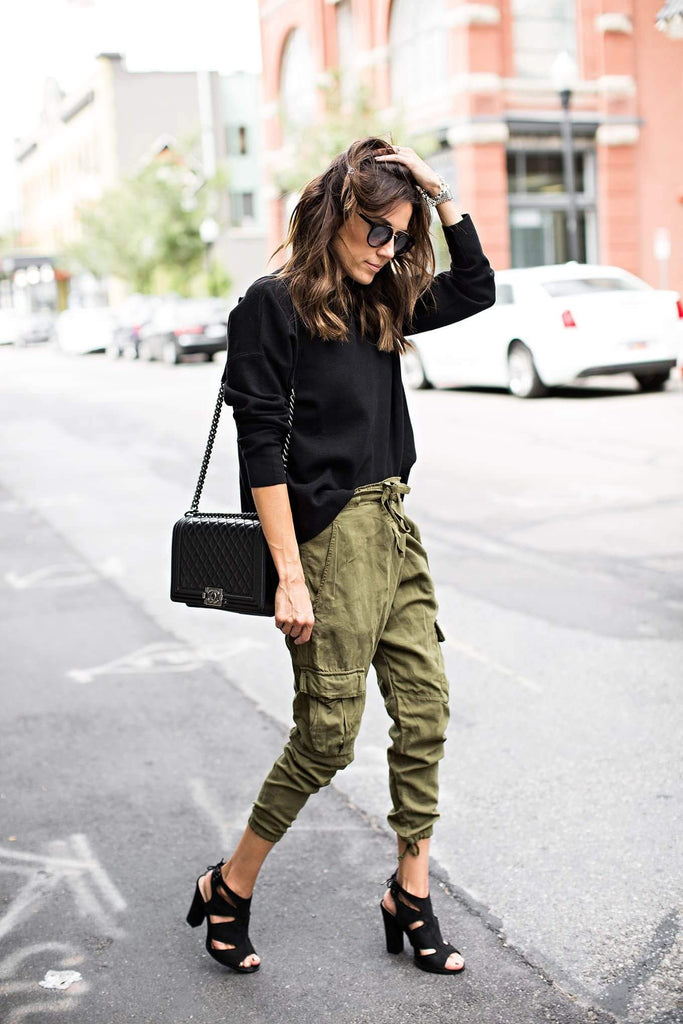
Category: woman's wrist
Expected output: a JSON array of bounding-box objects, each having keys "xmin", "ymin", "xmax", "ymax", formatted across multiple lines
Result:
[
  {"xmin": 435, "ymin": 199, "xmax": 464, "ymax": 227},
  {"xmin": 277, "ymin": 561, "xmax": 306, "ymax": 585},
  {"xmin": 251, "ymin": 483, "xmax": 305, "ymax": 585}
]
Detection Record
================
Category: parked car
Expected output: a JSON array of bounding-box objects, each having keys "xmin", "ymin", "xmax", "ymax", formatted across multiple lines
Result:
[
  {"xmin": 402, "ymin": 263, "xmax": 683, "ymax": 398},
  {"xmin": 54, "ymin": 307, "xmax": 117, "ymax": 355},
  {"xmin": 107, "ymin": 294, "xmax": 166, "ymax": 360},
  {"xmin": 136, "ymin": 298, "xmax": 228, "ymax": 364},
  {"xmin": 0, "ymin": 309, "xmax": 23, "ymax": 346},
  {"xmin": 13, "ymin": 310, "xmax": 56, "ymax": 346}
]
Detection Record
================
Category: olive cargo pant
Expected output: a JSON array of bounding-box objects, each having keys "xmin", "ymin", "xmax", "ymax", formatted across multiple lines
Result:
[{"xmin": 248, "ymin": 477, "xmax": 450, "ymax": 855}]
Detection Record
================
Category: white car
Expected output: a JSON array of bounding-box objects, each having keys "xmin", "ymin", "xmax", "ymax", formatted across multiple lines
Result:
[
  {"xmin": 0, "ymin": 309, "xmax": 22, "ymax": 345},
  {"xmin": 402, "ymin": 263, "xmax": 683, "ymax": 398},
  {"xmin": 54, "ymin": 307, "xmax": 117, "ymax": 355}
]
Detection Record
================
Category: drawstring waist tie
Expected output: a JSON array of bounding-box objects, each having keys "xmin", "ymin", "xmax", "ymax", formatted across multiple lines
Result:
[{"xmin": 350, "ymin": 477, "xmax": 411, "ymax": 552}]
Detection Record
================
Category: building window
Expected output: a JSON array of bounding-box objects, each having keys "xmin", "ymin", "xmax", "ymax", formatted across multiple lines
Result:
[
  {"xmin": 507, "ymin": 151, "xmax": 585, "ymax": 194},
  {"xmin": 225, "ymin": 124, "xmax": 249, "ymax": 156},
  {"xmin": 230, "ymin": 191, "xmax": 256, "ymax": 225},
  {"xmin": 280, "ymin": 27, "xmax": 316, "ymax": 132},
  {"xmin": 389, "ymin": 0, "xmax": 447, "ymax": 107},
  {"xmin": 506, "ymin": 147, "xmax": 596, "ymax": 266},
  {"xmin": 511, "ymin": 0, "xmax": 577, "ymax": 79}
]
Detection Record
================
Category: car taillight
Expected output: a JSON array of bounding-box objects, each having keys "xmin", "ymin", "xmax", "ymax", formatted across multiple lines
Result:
[
  {"xmin": 676, "ymin": 299, "xmax": 683, "ymax": 319},
  {"xmin": 174, "ymin": 325, "xmax": 203, "ymax": 336},
  {"xmin": 561, "ymin": 309, "xmax": 577, "ymax": 328}
]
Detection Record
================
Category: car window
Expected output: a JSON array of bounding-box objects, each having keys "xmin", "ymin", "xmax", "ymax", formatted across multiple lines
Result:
[
  {"xmin": 541, "ymin": 276, "xmax": 650, "ymax": 297},
  {"xmin": 495, "ymin": 283, "xmax": 514, "ymax": 305}
]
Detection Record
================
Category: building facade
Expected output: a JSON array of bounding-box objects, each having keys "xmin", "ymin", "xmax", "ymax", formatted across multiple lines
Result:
[
  {"xmin": 10, "ymin": 54, "xmax": 266, "ymax": 308},
  {"xmin": 257, "ymin": 0, "xmax": 683, "ymax": 290}
]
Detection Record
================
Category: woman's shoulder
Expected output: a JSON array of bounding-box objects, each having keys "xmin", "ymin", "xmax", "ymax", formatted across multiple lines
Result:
[
  {"xmin": 228, "ymin": 271, "xmax": 297, "ymax": 343},
  {"xmin": 236, "ymin": 271, "xmax": 292, "ymax": 313}
]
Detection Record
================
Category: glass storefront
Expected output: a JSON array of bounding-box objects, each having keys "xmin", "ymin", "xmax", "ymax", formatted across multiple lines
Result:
[{"xmin": 507, "ymin": 148, "xmax": 596, "ymax": 267}]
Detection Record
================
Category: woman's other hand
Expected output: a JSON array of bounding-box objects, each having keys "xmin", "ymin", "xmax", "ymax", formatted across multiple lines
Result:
[{"xmin": 275, "ymin": 577, "xmax": 315, "ymax": 645}]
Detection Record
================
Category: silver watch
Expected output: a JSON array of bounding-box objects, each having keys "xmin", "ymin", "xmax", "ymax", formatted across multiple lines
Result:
[{"xmin": 416, "ymin": 176, "xmax": 453, "ymax": 208}]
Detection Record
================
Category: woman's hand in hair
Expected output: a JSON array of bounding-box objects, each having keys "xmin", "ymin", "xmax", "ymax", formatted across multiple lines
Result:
[
  {"xmin": 374, "ymin": 145, "xmax": 442, "ymax": 196},
  {"xmin": 275, "ymin": 578, "xmax": 315, "ymax": 645}
]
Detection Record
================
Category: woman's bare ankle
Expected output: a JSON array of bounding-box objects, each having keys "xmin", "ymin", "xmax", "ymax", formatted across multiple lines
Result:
[{"xmin": 223, "ymin": 864, "xmax": 255, "ymax": 899}]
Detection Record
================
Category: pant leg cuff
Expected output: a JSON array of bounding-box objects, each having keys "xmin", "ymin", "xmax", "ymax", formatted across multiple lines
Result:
[
  {"xmin": 397, "ymin": 828, "xmax": 434, "ymax": 859},
  {"xmin": 247, "ymin": 813, "xmax": 284, "ymax": 845}
]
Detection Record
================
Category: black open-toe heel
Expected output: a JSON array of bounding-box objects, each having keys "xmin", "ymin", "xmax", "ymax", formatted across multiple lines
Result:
[
  {"xmin": 380, "ymin": 872, "xmax": 464, "ymax": 975},
  {"xmin": 186, "ymin": 859, "xmax": 260, "ymax": 973}
]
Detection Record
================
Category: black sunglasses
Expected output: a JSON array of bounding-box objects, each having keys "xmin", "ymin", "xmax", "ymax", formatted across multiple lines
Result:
[{"xmin": 357, "ymin": 211, "xmax": 415, "ymax": 257}]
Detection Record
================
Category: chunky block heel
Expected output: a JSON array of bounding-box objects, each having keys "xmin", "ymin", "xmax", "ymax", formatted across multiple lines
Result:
[
  {"xmin": 381, "ymin": 900, "xmax": 404, "ymax": 954},
  {"xmin": 186, "ymin": 884, "xmax": 206, "ymax": 927},
  {"xmin": 186, "ymin": 859, "xmax": 260, "ymax": 973},
  {"xmin": 381, "ymin": 872, "xmax": 464, "ymax": 975}
]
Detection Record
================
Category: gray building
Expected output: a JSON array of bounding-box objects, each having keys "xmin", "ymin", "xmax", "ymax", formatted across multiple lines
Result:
[{"xmin": 12, "ymin": 54, "xmax": 266, "ymax": 307}]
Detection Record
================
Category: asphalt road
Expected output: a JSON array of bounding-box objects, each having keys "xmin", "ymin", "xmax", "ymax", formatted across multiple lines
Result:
[{"xmin": 1, "ymin": 344, "xmax": 681, "ymax": 1024}]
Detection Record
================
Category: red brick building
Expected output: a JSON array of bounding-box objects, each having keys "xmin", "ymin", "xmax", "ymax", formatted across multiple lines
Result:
[{"xmin": 257, "ymin": 0, "xmax": 682, "ymax": 289}]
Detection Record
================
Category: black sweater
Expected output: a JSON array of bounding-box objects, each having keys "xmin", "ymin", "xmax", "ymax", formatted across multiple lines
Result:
[{"xmin": 222, "ymin": 213, "xmax": 495, "ymax": 544}]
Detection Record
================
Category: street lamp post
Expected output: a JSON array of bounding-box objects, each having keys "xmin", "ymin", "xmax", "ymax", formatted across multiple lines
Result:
[{"xmin": 551, "ymin": 51, "xmax": 580, "ymax": 263}]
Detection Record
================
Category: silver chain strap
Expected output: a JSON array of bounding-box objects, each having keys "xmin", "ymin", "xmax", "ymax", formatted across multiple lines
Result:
[{"xmin": 188, "ymin": 381, "xmax": 296, "ymax": 515}]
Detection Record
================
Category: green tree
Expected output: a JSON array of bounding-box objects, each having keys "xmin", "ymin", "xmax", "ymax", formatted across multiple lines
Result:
[{"xmin": 66, "ymin": 148, "xmax": 231, "ymax": 297}]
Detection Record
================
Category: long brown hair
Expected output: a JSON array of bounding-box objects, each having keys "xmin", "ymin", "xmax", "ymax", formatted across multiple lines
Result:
[{"xmin": 271, "ymin": 137, "xmax": 436, "ymax": 354}]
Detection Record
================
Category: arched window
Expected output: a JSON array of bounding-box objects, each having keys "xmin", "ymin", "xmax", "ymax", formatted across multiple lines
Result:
[
  {"xmin": 512, "ymin": 0, "xmax": 578, "ymax": 79},
  {"xmin": 280, "ymin": 27, "xmax": 317, "ymax": 131},
  {"xmin": 389, "ymin": 0, "xmax": 447, "ymax": 107}
]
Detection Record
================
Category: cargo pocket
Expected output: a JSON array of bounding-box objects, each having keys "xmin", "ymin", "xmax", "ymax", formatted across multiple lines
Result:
[
  {"xmin": 435, "ymin": 620, "xmax": 446, "ymax": 643},
  {"xmin": 297, "ymin": 668, "xmax": 366, "ymax": 758}
]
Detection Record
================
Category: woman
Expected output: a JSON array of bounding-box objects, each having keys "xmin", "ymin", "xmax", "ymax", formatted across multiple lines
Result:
[{"xmin": 187, "ymin": 137, "xmax": 495, "ymax": 975}]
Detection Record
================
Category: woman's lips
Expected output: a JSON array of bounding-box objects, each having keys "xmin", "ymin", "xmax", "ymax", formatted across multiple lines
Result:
[{"xmin": 365, "ymin": 260, "xmax": 382, "ymax": 272}]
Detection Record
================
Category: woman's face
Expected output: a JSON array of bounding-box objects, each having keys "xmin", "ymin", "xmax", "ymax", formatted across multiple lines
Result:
[{"xmin": 332, "ymin": 201, "xmax": 413, "ymax": 284}]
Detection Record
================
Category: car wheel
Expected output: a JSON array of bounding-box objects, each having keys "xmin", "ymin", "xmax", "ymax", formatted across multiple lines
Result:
[
  {"xmin": 162, "ymin": 339, "xmax": 180, "ymax": 365},
  {"xmin": 634, "ymin": 370, "xmax": 669, "ymax": 392},
  {"xmin": 402, "ymin": 348, "xmax": 432, "ymax": 390},
  {"xmin": 137, "ymin": 339, "xmax": 155, "ymax": 361},
  {"xmin": 507, "ymin": 342, "xmax": 546, "ymax": 398}
]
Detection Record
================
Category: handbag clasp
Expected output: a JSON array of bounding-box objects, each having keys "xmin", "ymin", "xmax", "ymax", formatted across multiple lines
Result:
[{"xmin": 202, "ymin": 586, "xmax": 224, "ymax": 607}]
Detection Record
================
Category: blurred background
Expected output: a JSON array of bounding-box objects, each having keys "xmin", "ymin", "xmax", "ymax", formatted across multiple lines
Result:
[
  {"xmin": 1, "ymin": 0, "xmax": 681, "ymax": 334},
  {"xmin": 1, "ymin": 4, "xmax": 683, "ymax": 1024}
]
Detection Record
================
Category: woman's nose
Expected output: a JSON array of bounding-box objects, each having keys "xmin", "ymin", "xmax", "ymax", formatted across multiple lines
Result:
[{"xmin": 375, "ymin": 237, "xmax": 395, "ymax": 260}]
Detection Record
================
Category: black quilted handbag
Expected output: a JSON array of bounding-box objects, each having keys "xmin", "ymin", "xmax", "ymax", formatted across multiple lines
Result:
[{"xmin": 170, "ymin": 374, "xmax": 296, "ymax": 617}]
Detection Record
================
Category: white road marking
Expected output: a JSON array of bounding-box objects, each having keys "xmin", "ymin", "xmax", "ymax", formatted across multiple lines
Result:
[
  {"xmin": 188, "ymin": 778, "xmax": 246, "ymax": 849},
  {"xmin": 0, "ymin": 872, "xmax": 60, "ymax": 942},
  {"xmin": 67, "ymin": 638, "xmax": 264, "ymax": 684},
  {"xmin": 0, "ymin": 493, "xmax": 83, "ymax": 514},
  {"xmin": 4, "ymin": 564, "xmax": 99, "ymax": 589},
  {"xmin": 188, "ymin": 778, "xmax": 371, "ymax": 845},
  {"xmin": 0, "ymin": 835, "xmax": 126, "ymax": 942},
  {"xmin": 5, "ymin": 996, "xmax": 82, "ymax": 1023},
  {"xmin": 4, "ymin": 556, "xmax": 124, "ymax": 590},
  {"xmin": 68, "ymin": 835, "xmax": 126, "ymax": 914},
  {"xmin": 446, "ymin": 637, "xmax": 542, "ymax": 693},
  {"xmin": 0, "ymin": 944, "xmax": 79, "ymax": 980}
]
